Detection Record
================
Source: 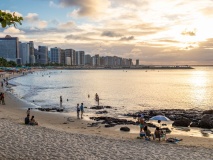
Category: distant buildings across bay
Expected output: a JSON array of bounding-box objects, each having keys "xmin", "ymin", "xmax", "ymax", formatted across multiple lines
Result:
[{"xmin": 0, "ymin": 35, "xmax": 139, "ymax": 67}]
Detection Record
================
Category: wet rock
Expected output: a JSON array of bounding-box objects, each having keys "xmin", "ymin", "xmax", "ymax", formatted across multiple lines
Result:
[
  {"xmin": 161, "ymin": 127, "xmax": 172, "ymax": 133},
  {"xmin": 90, "ymin": 106, "xmax": 104, "ymax": 110},
  {"xmin": 172, "ymin": 118, "xmax": 191, "ymax": 127},
  {"xmin": 203, "ymin": 110, "xmax": 213, "ymax": 114},
  {"xmin": 120, "ymin": 127, "xmax": 130, "ymax": 132},
  {"xmin": 190, "ymin": 122, "xmax": 199, "ymax": 127},
  {"xmin": 199, "ymin": 114, "xmax": 213, "ymax": 129},
  {"xmin": 96, "ymin": 110, "xmax": 108, "ymax": 114},
  {"xmin": 105, "ymin": 106, "xmax": 112, "ymax": 109}
]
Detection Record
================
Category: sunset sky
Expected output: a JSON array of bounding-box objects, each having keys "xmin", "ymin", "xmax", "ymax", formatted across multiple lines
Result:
[{"xmin": 1, "ymin": 0, "xmax": 213, "ymax": 65}]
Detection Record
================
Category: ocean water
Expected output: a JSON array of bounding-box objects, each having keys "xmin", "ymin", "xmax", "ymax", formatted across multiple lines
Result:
[{"xmin": 9, "ymin": 67, "xmax": 213, "ymax": 115}]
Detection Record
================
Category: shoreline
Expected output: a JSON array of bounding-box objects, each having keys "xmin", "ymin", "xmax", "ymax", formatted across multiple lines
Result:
[{"xmin": 0, "ymin": 70, "xmax": 213, "ymax": 150}]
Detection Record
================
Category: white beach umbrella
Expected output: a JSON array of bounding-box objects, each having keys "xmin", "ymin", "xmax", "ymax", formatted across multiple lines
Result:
[{"xmin": 150, "ymin": 115, "xmax": 171, "ymax": 121}]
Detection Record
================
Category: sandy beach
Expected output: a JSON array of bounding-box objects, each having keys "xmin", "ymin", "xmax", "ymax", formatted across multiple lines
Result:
[{"xmin": 0, "ymin": 70, "xmax": 213, "ymax": 159}]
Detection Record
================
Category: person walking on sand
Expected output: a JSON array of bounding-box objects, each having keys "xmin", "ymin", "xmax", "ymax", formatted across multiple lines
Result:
[
  {"xmin": 80, "ymin": 103, "xmax": 84, "ymax": 119},
  {"xmin": 76, "ymin": 103, "xmax": 80, "ymax": 119}
]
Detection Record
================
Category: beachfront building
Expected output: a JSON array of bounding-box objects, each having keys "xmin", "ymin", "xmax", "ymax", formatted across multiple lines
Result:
[
  {"xmin": 29, "ymin": 41, "xmax": 35, "ymax": 64},
  {"xmin": 0, "ymin": 35, "xmax": 19, "ymax": 62},
  {"xmin": 84, "ymin": 54, "xmax": 92, "ymax": 66},
  {"xmin": 136, "ymin": 59, "xmax": 139, "ymax": 66},
  {"xmin": 77, "ymin": 51, "xmax": 85, "ymax": 66},
  {"xmin": 34, "ymin": 46, "xmax": 48, "ymax": 65},
  {"xmin": 72, "ymin": 51, "xmax": 78, "ymax": 66},
  {"xmin": 104, "ymin": 56, "xmax": 114, "ymax": 66},
  {"xmin": 60, "ymin": 49, "xmax": 65, "ymax": 65},
  {"xmin": 115, "ymin": 57, "xmax": 122, "ymax": 66},
  {"xmin": 50, "ymin": 47, "xmax": 61, "ymax": 64},
  {"xmin": 19, "ymin": 42, "xmax": 30, "ymax": 65},
  {"xmin": 100, "ymin": 56, "xmax": 105, "ymax": 66},
  {"xmin": 92, "ymin": 54, "xmax": 100, "ymax": 66},
  {"xmin": 65, "ymin": 49, "xmax": 75, "ymax": 65}
]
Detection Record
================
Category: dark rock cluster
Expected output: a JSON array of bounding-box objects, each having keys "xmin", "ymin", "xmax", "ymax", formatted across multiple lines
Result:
[
  {"xmin": 124, "ymin": 109, "xmax": 213, "ymax": 129},
  {"xmin": 90, "ymin": 106, "xmax": 112, "ymax": 110},
  {"xmin": 89, "ymin": 116, "xmax": 138, "ymax": 128},
  {"xmin": 32, "ymin": 107, "xmax": 64, "ymax": 112}
]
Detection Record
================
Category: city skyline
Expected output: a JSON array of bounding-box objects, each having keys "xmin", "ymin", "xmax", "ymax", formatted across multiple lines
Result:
[{"xmin": 0, "ymin": 0, "xmax": 213, "ymax": 65}]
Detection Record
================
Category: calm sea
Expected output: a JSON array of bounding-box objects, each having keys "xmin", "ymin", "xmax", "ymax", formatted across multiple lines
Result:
[{"xmin": 9, "ymin": 67, "xmax": 213, "ymax": 115}]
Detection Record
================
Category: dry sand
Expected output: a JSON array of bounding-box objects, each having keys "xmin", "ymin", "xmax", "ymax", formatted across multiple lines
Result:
[{"xmin": 0, "ymin": 70, "xmax": 212, "ymax": 159}]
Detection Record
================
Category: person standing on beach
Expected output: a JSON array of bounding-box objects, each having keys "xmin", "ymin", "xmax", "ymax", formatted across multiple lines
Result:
[
  {"xmin": 27, "ymin": 108, "xmax": 30, "ymax": 116},
  {"xmin": 80, "ymin": 103, "xmax": 84, "ymax": 119},
  {"xmin": 1, "ymin": 93, "xmax": 5, "ymax": 105},
  {"xmin": 76, "ymin": 103, "xmax": 80, "ymax": 119},
  {"xmin": 60, "ymin": 96, "xmax": 62, "ymax": 107}
]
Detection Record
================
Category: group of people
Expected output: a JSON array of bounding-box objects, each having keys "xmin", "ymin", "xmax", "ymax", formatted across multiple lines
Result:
[
  {"xmin": 139, "ymin": 114, "xmax": 166, "ymax": 141},
  {"xmin": 76, "ymin": 103, "xmax": 84, "ymax": 119},
  {"xmin": 25, "ymin": 108, "xmax": 38, "ymax": 125}
]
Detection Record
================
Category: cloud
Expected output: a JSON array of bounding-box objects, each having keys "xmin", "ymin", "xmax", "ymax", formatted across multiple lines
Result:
[
  {"xmin": 38, "ymin": 21, "xmax": 48, "ymax": 29},
  {"xmin": 49, "ymin": 1, "xmax": 61, "ymax": 8},
  {"xmin": 3, "ymin": 27, "xmax": 25, "ymax": 34},
  {"xmin": 24, "ymin": 13, "xmax": 39, "ymax": 22},
  {"xmin": 181, "ymin": 30, "xmax": 196, "ymax": 36},
  {"xmin": 120, "ymin": 36, "xmax": 134, "ymax": 41},
  {"xmin": 24, "ymin": 13, "xmax": 48, "ymax": 29},
  {"xmin": 101, "ymin": 31, "xmax": 122, "ymax": 37},
  {"xmin": 65, "ymin": 34, "xmax": 91, "ymax": 40},
  {"xmin": 58, "ymin": 21, "xmax": 75, "ymax": 29},
  {"xmin": 59, "ymin": 0, "xmax": 110, "ymax": 17}
]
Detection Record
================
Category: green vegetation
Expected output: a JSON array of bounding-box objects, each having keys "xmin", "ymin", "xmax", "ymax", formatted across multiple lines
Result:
[
  {"xmin": 0, "ymin": 10, "xmax": 23, "ymax": 28},
  {"xmin": 0, "ymin": 57, "xmax": 17, "ymax": 67}
]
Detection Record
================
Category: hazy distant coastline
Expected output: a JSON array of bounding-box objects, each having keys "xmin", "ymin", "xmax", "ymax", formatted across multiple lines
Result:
[{"xmin": 45, "ymin": 65, "xmax": 193, "ymax": 70}]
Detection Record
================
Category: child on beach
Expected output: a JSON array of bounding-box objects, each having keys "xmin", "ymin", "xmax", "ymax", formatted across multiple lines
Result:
[
  {"xmin": 80, "ymin": 103, "xmax": 84, "ymax": 119},
  {"xmin": 77, "ymin": 104, "xmax": 80, "ymax": 119}
]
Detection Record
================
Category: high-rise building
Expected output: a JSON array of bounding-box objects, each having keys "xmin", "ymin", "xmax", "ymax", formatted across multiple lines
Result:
[
  {"xmin": 29, "ymin": 41, "xmax": 35, "ymax": 64},
  {"xmin": 77, "ymin": 51, "xmax": 85, "ymax": 65},
  {"xmin": 65, "ymin": 49, "xmax": 75, "ymax": 65},
  {"xmin": 136, "ymin": 59, "xmax": 139, "ymax": 66},
  {"xmin": 0, "ymin": 35, "xmax": 19, "ymax": 62},
  {"xmin": 19, "ymin": 42, "xmax": 30, "ymax": 65},
  {"xmin": 92, "ymin": 54, "xmax": 100, "ymax": 66},
  {"xmin": 85, "ymin": 54, "xmax": 91, "ymax": 65},
  {"xmin": 60, "ymin": 49, "xmax": 65, "ymax": 65},
  {"xmin": 34, "ymin": 46, "xmax": 48, "ymax": 64},
  {"xmin": 72, "ymin": 50, "xmax": 78, "ymax": 65},
  {"xmin": 50, "ymin": 47, "xmax": 61, "ymax": 64}
]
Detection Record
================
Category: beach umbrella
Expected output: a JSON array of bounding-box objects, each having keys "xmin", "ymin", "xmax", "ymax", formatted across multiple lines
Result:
[{"xmin": 150, "ymin": 115, "xmax": 171, "ymax": 121}]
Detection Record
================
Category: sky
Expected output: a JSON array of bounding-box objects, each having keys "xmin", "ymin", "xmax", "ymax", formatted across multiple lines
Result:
[{"xmin": 1, "ymin": 0, "xmax": 213, "ymax": 65}]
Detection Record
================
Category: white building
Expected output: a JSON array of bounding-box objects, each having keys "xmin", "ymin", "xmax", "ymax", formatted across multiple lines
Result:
[{"xmin": 65, "ymin": 57, "xmax": 71, "ymax": 65}]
